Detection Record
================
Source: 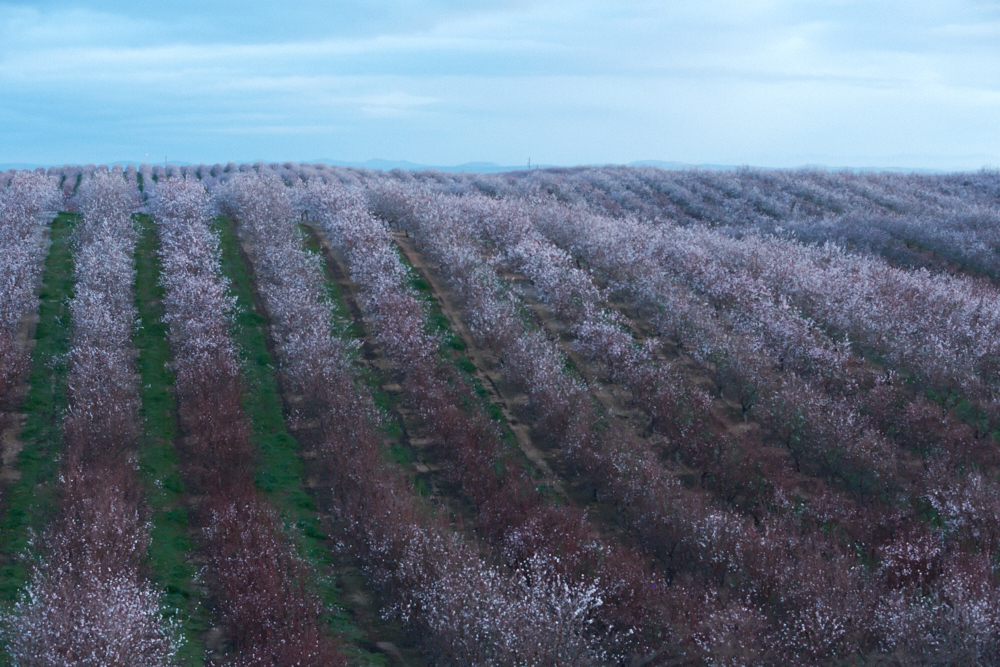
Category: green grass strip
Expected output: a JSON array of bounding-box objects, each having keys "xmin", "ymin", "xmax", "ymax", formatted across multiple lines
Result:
[
  {"xmin": 213, "ymin": 215, "xmax": 383, "ymax": 664},
  {"xmin": 133, "ymin": 213, "xmax": 207, "ymax": 665},
  {"xmin": 0, "ymin": 212, "xmax": 76, "ymax": 661},
  {"xmin": 299, "ymin": 225, "xmax": 364, "ymax": 342}
]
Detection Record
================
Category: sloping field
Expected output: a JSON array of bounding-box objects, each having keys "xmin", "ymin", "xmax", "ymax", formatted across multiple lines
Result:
[{"xmin": 1, "ymin": 162, "xmax": 1000, "ymax": 665}]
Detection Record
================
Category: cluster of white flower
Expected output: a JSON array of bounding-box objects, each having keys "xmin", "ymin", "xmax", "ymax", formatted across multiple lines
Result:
[
  {"xmin": 5, "ymin": 172, "xmax": 180, "ymax": 665},
  {"xmin": 300, "ymin": 179, "xmax": 658, "ymax": 663},
  {"xmin": 376, "ymin": 180, "xmax": 912, "ymax": 662},
  {"xmin": 547, "ymin": 190, "xmax": 1000, "ymax": 507},
  {"xmin": 19, "ymin": 160, "xmax": 997, "ymax": 663},
  {"xmin": 366, "ymin": 181, "xmax": 897, "ymax": 661},
  {"xmin": 203, "ymin": 162, "xmax": 1000, "ymax": 663},
  {"xmin": 0, "ymin": 171, "xmax": 61, "ymax": 402},
  {"xmin": 387, "ymin": 166, "xmax": 999, "ymax": 276},
  {"xmin": 62, "ymin": 174, "xmax": 142, "ymax": 452},
  {"xmin": 218, "ymin": 174, "xmax": 360, "ymax": 411},
  {"xmin": 876, "ymin": 551, "xmax": 1000, "ymax": 664},
  {"xmin": 151, "ymin": 178, "xmax": 240, "ymax": 414},
  {"xmin": 633, "ymin": 220, "xmax": 1000, "ymax": 412},
  {"xmin": 517, "ymin": 166, "xmax": 1000, "ymax": 284},
  {"xmin": 380, "ymin": 165, "xmax": 1000, "ymax": 426},
  {"xmin": 359, "ymin": 175, "xmax": 1000, "ymax": 663},
  {"xmin": 151, "ymin": 177, "xmax": 347, "ymax": 664},
  {"xmin": 521, "ymin": 202, "xmax": 911, "ymax": 491},
  {"xmin": 222, "ymin": 173, "xmax": 627, "ymax": 663},
  {"xmin": 387, "ymin": 188, "xmax": 587, "ymax": 428}
]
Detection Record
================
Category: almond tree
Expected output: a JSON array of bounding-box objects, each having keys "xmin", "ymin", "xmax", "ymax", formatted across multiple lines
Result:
[
  {"xmin": 0, "ymin": 172, "xmax": 60, "ymax": 405},
  {"xmin": 152, "ymin": 177, "xmax": 347, "ymax": 666},
  {"xmin": 5, "ymin": 172, "xmax": 179, "ymax": 665},
  {"xmin": 226, "ymin": 173, "xmax": 618, "ymax": 664},
  {"xmin": 298, "ymin": 179, "xmax": 678, "ymax": 663}
]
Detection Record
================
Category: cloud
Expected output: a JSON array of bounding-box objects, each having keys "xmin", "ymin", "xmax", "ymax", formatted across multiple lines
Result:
[
  {"xmin": 0, "ymin": 0, "xmax": 998, "ymax": 168},
  {"xmin": 0, "ymin": 5, "xmax": 159, "ymax": 50}
]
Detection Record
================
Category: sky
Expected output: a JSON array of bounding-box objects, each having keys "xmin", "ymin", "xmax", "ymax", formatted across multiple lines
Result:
[{"xmin": 1, "ymin": 0, "xmax": 999, "ymax": 170}]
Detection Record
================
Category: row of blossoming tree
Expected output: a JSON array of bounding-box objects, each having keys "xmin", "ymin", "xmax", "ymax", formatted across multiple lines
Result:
[
  {"xmin": 220, "ymin": 173, "xmax": 635, "ymax": 663},
  {"xmin": 5, "ymin": 173, "xmax": 179, "ymax": 663},
  {"xmin": 0, "ymin": 172, "xmax": 59, "ymax": 408},
  {"xmin": 357, "ymin": 179, "xmax": 1000, "ymax": 662},
  {"xmin": 2, "ymin": 161, "xmax": 999, "ymax": 664}
]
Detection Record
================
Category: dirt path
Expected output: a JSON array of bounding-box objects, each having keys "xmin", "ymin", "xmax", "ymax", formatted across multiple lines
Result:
[
  {"xmin": 304, "ymin": 222, "xmax": 645, "ymax": 549},
  {"xmin": 391, "ymin": 230, "xmax": 562, "ymax": 491},
  {"xmin": 487, "ymin": 259, "xmax": 806, "ymax": 513},
  {"xmin": 303, "ymin": 224, "xmax": 485, "ymax": 518},
  {"xmin": 386, "ymin": 231, "xmax": 680, "ymax": 547}
]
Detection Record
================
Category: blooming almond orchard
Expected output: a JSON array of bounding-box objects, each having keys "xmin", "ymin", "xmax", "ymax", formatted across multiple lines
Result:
[{"xmin": 0, "ymin": 162, "xmax": 999, "ymax": 665}]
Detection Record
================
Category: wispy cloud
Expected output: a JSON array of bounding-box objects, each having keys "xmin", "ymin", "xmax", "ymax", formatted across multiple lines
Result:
[{"xmin": 1, "ymin": 0, "xmax": 998, "ymax": 168}]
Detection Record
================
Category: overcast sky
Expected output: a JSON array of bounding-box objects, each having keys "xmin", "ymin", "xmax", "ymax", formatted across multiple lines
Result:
[{"xmin": 2, "ymin": 0, "xmax": 999, "ymax": 170}]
